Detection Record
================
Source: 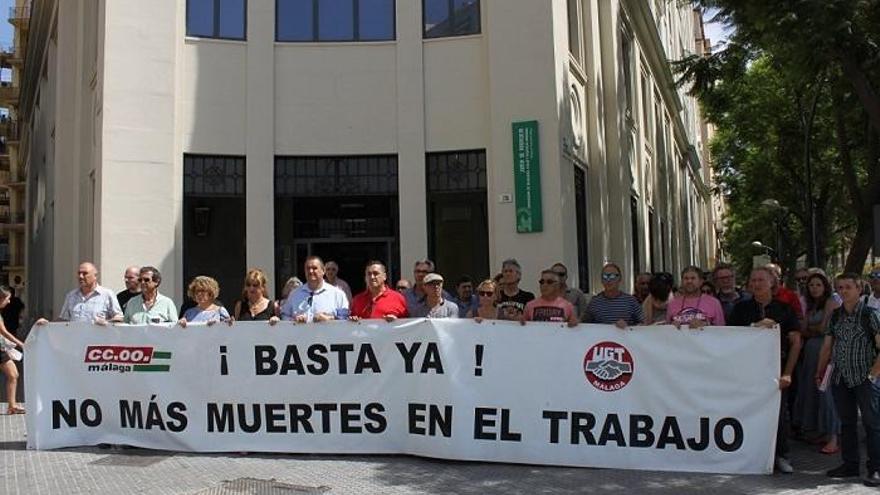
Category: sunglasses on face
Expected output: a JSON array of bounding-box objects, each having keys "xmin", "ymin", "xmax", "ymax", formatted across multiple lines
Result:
[
  {"xmin": 538, "ymin": 279, "xmax": 558, "ymax": 285},
  {"xmin": 478, "ymin": 291, "xmax": 494, "ymax": 297},
  {"xmin": 395, "ymin": 285, "xmax": 408, "ymax": 290},
  {"xmin": 601, "ymin": 273, "xmax": 621, "ymax": 281},
  {"xmin": 139, "ymin": 277, "xmax": 154, "ymax": 283}
]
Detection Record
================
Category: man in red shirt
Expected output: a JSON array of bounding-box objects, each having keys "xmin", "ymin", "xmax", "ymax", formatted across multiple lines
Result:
[
  {"xmin": 350, "ymin": 261, "xmax": 408, "ymax": 321},
  {"xmin": 767, "ymin": 263, "xmax": 805, "ymax": 320}
]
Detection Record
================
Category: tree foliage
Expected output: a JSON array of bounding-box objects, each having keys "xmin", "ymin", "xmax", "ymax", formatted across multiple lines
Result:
[{"xmin": 676, "ymin": 0, "xmax": 880, "ymax": 274}]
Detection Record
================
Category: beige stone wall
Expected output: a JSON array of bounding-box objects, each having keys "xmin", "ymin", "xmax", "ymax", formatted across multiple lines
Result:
[{"xmin": 24, "ymin": 0, "xmax": 718, "ymax": 316}]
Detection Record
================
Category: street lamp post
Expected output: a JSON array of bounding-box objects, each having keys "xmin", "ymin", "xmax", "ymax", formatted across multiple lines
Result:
[
  {"xmin": 761, "ymin": 199, "xmax": 785, "ymax": 265},
  {"xmin": 751, "ymin": 240, "xmax": 776, "ymax": 268}
]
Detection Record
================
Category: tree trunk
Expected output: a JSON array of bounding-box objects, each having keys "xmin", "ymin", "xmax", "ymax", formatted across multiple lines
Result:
[
  {"xmin": 844, "ymin": 212, "xmax": 874, "ymax": 273},
  {"xmin": 838, "ymin": 51, "xmax": 880, "ymax": 140}
]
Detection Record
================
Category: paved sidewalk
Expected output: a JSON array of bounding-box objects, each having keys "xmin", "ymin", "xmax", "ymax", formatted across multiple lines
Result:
[{"xmin": 1, "ymin": 412, "xmax": 877, "ymax": 494}]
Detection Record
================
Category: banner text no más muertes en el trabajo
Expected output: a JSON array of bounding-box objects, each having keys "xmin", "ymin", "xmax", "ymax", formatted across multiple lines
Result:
[{"xmin": 25, "ymin": 320, "xmax": 781, "ymax": 474}]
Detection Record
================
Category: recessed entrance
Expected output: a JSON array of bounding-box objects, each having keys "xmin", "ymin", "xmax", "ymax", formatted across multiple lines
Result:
[{"xmin": 274, "ymin": 156, "xmax": 400, "ymax": 298}]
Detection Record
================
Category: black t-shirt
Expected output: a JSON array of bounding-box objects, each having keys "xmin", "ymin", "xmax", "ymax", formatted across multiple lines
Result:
[
  {"xmin": 497, "ymin": 289, "xmax": 535, "ymax": 320},
  {"xmin": 237, "ymin": 299, "xmax": 275, "ymax": 321},
  {"xmin": 1, "ymin": 296, "xmax": 24, "ymax": 331},
  {"xmin": 729, "ymin": 298, "xmax": 799, "ymax": 359},
  {"xmin": 117, "ymin": 289, "xmax": 140, "ymax": 313}
]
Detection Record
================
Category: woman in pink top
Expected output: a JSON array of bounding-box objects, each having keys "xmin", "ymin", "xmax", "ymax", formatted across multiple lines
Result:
[{"xmin": 666, "ymin": 266, "xmax": 725, "ymax": 328}]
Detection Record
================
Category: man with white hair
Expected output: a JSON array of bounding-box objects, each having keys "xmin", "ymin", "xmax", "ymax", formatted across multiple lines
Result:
[
  {"xmin": 496, "ymin": 258, "xmax": 534, "ymax": 321},
  {"xmin": 324, "ymin": 261, "xmax": 353, "ymax": 302}
]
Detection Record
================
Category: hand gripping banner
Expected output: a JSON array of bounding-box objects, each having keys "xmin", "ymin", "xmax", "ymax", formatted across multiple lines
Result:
[{"xmin": 24, "ymin": 320, "xmax": 780, "ymax": 474}]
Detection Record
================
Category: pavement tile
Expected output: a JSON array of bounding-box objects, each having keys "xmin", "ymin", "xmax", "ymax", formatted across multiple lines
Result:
[{"xmin": 2, "ymin": 411, "xmax": 877, "ymax": 494}]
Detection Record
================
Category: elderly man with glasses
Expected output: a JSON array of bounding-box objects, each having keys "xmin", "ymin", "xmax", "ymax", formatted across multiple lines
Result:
[
  {"xmin": 410, "ymin": 273, "xmax": 458, "ymax": 319},
  {"xmin": 123, "ymin": 266, "xmax": 178, "ymax": 324}
]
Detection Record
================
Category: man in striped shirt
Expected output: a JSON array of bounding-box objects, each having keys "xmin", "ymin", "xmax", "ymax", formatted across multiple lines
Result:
[
  {"xmin": 584, "ymin": 263, "xmax": 644, "ymax": 328},
  {"xmin": 817, "ymin": 273, "xmax": 880, "ymax": 484}
]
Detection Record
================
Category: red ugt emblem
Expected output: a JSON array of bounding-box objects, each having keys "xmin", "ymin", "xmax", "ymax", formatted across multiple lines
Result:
[{"xmin": 583, "ymin": 341, "xmax": 634, "ymax": 392}]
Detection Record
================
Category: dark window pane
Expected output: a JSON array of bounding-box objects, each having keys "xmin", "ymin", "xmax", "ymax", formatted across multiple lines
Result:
[
  {"xmin": 278, "ymin": 0, "xmax": 314, "ymax": 41},
  {"xmin": 452, "ymin": 0, "xmax": 479, "ymax": 35},
  {"xmin": 424, "ymin": 0, "xmax": 450, "ymax": 38},
  {"xmin": 218, "ymin": 0, "xmax": 246, "ymax": 39},
  {"xmin": 359, "ymin": 0, "xmax": 394, "ymax": 40},
  {"xmin": 318, "ymin": 0, "xmax": 354, "ymax": 41},
  {"xmin": 187, "ymin": 0, "xmax": 215, "ymax": 37}
]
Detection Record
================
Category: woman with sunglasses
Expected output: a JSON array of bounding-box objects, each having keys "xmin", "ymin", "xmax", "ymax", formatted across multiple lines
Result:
[
  {"xmin": 469, "ymin": 279, "xmax": 499, "ymax": 320},
  {"xmin": 584, "ymin": 263, "xmax": 644, "ymax": 329},
  {"xmin": 234, "ymin": 269, "xmax": 280, "ymax": 324}
]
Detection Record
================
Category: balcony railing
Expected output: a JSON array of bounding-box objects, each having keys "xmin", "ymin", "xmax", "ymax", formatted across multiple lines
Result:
[
  {"xmin": 8, "ymin": 4, "xmax": 31, "ymax": 25},
  {"xmin": 0, "ymin": 83, "xmax": 19, "ymax": 103},
  {"xmin": 3, "ymin": 121, "xmax": 19, "ymax": 142},
  {"xmin": 4, "ymin": 254, "xmax": 23, "ymax": 267}
]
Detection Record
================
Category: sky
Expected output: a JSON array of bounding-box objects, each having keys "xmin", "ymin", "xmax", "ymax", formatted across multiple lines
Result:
[
  {"xmin": 0, "ymin": 0, "xmax": 13, "ymax": 49},
  {"xmin": 702, "ymin": 8, "xmax": 733, "ymax": 50}
]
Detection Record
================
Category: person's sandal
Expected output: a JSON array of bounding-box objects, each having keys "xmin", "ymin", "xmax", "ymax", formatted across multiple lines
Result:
[
  {"xmin": 7, "ymin": 406, "xmax": 25, "ymax": 415},
  {"xmin": 820, "ymin": 444, "xmax": 840, "ymax": 455}
]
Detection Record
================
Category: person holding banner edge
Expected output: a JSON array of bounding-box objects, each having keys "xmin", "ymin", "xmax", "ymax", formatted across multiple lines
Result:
[
  {"xmin": 0, "ymin": 285, "xmax": 24, "ymax": 414},
  {"xmin": 35, "ymin": 261, "xmax": 123, "ymax": 327},
  {"xmin": 816, "ymin": 273, "xmax": 880, "ymax": 484},
  {"xmin": 729, "ymin": 266, "xmax": 802, "ymax": 474}
]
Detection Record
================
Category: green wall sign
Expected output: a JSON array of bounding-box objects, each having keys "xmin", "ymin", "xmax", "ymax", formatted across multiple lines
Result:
[{"xmin": 512, "ymin": 120, "xmax": 543, "ymax": 233}]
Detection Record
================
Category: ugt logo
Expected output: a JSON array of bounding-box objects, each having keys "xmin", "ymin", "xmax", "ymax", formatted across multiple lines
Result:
[{"xmin": 583, "ymin": 341, "xmax": 634, "ymax": 392}]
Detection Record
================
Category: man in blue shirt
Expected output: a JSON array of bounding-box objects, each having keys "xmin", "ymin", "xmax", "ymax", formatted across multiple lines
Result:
[{"xmin": 281, "ymin": 256, "xmax": 349, "ymax": 323}]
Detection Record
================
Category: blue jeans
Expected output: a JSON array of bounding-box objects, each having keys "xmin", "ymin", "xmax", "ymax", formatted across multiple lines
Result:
[{"xmin": 832, "ymin": 380, "xmax": 880, "ymax": 471}]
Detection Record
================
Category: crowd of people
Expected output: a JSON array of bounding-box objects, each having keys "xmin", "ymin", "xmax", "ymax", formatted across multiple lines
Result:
[{"xmin": 2, "ymin": 256, "xmax": 880, "ymax": 482}]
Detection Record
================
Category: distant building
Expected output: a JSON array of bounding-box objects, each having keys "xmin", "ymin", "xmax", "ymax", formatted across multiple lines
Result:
[
  {"xmin": 0, "ymin": 0, "xmax": 29, "ymax": 296},
  {"xmin": 20, "ymin": 0, "xmax": 721, "ymax": 318}
]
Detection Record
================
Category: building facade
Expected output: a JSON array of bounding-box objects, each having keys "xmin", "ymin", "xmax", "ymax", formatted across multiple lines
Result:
[
  {"xmin": 0, "ymin": 0, "xmax": 29, "ymax": 294},
  {"xmin": 20, "ymin": 0, "xmax": 720, "ymax": 318}
]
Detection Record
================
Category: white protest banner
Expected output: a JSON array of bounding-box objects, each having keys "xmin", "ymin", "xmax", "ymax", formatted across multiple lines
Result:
[{"xmin": 25, "ymin": 320, "xmax": 780, "ymax": 474}]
